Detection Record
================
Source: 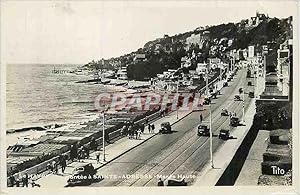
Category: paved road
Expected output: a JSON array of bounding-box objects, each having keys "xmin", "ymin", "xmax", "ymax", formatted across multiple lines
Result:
[{"xmin": 90, "ymin": 69, "xmax": 252, "ymax": 187}]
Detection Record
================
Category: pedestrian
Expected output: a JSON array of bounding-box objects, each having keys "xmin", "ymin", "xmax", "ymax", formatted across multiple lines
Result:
[
  {"xmin": 137, "ymin": 129, "xmax": 142, "ymax": 139},
  {"xmin": 148, "ymin": 124, "xmax": 151, "ymax": 133},
  {"xmin": 61, "ymin": 156, "xmax": 67, "ymax": 174},
  {"xmin": 47, "ymin": 163, "xmax": 51, "ymax": 173},
  {"xmin": 128, "ymin": 127, "xmax": 132, "ymax": 139},
  {"xmin": 151, "ymin": 124, "xmax": 155, "ymax": 133},
  {"xmin": 51, "ymin": 160, "xmax": 56, "ymax": 173},
  {"xmin": 9, "ymin": 175, "xmax": 16, "ymax": 187},
  {"xmin": 105, "ymin": 131, "xmax": 110, "ymax": 143},
  {"xmin": 77, "ymin": 148, "xmax": 81, "ymax": 161},
  {"xmin": 145, "ymin": 118, "xmax": 149, "ymax": 126},
  {"xmin": 134, "ymin": 129, "xmax": 138, "ymax": 139},
  {"xmin": 85, "ymin": 147, "xmax": 90, "ymax": 159},
  {"xmin": 120, "ymin": 126, "xmax": 125, "ymax": 137},
  {"xmin": 141, "ymin": 124, "xmax": 145, "ymax": 134},
  {"xmin": 70, "ymin": 144, "xmax": 77, "ymax": 162},
  {"xmin": 157, "ymin": 178, "xmax": 164, "ymax": 186},
  {"xmin": 200, "ymin": 113, "xmax": 203, "ymax": 123},
  {"xmin": 22, "ymin": 173, "xmax": 29, "ymax": 187},
  {"xmin": 96, "ymin": 151, "xmax": 100, "ymax": 164},
  {"xmin": 15, "ymin": 177, "xmax": 20, "ymax": 187},
  {"xmin": 54, "ymin": 161, "xmax": 58, "ymax": 174}
]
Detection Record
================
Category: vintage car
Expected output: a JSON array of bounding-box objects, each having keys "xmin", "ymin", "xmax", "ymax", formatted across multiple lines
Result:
[
  {"xmin": 197, "ymin": 124, "xmax": 210, "ymax": 136},
  {"xmin": 211, "ymin": 92, "xmax": 218, "ymax": 99},
  {"xmin": 234, "ymin": 95, "xmax": 241, "ymax": 101},
  {"xmin": 221, "ymin": 109, "xmax": 229, "ymax": 116},
  {"xmin": 249, "ymin": 91, "xmax": 254, "ymax": 98},
  {"xmin": 67, "ymin": 163, "xmax": 101, "ymax": 186},
  {"xmin": 203, "ymin": 97, "xmax": 211, "ymax": 105},
  {"xmin": 159, "ymin": 122, "xmax": 172, "ymax": 134},
  {"xmin": 239, "ymin": 88, "xmax": 243, "ymax": 94},
  {"xmin": 167, "ymin": 178, "xmax": 187, "ymax": 186},
  {"xmin": 219, "ymin": 129, "xmax": 230, "ymax": 140},
  {"xmin": 223, "ymin": 81, "xmax": 228, "ymax": 87},
  {"xmin": 230, "ymin": 116, "xmax": 240, "ymax": 127},
  {"xmin": 246, "ymin": 69, "xmax": 251, "ymax": 78}
]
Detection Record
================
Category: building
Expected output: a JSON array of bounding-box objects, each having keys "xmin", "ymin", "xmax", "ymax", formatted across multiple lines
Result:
[
  {"xmin": 181, "ymin": 56, "xmax": 191, "ymax": 68},
  {"xmin": 134, "ymin": 54, "xmax": 146, "ymax": 62},
  {"xmin": 277, "ymin": 42, "xmax": 291, "ymax": 96},
  {"xmin": 116, "ymin": 66, "xmax": 128, "ymax": 80},
  {"xmin": 196, "ymin": 63, "xmax": 207, "ymax": 75},
  {"xmin": 246, "ymin": 12, "xmax": 268, "ymax": 28},
  {"xmin": 208, "ymin": 58, "xmax": 221, "ymax": 70},
  {"xmin": 248, "ymin": 45, "xmax": 255, "ymax": 58}
]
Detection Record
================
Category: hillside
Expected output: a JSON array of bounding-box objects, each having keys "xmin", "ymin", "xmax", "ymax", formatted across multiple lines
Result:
[{"xmin": 84, "ymin": 13, "xmax": 292, "ymax": 80}]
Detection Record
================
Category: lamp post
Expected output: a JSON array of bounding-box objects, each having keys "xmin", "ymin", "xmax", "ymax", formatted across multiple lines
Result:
[
  {"xmin": 206, "ymin": 68, "xmax": 214, "ymax": 169},
  {"xmin": 102, "ymin": 111, "xmax": 106, "ymax": 162},
  {"xmin": 242, "ymin": 84, "xmax": 245, "ymax": 123},
  {"xmin": 102, "ymin": 106, "xmax": 109, "ymax": 162},
  {"xmin": 176, "ymin": 80, "xmax": 179, "ymax": 119},
  {"xmin": 209, "ymin": 103, "xmax": 214, "ymax": 169}
]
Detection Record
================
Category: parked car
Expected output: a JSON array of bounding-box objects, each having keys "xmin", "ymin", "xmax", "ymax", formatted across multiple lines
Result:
[
  {"xmin": 234, "ymin": 95, "xmax": 241, "ymax": 101},
  {"xmin": 249, "ymin": 91, "xmax": 254, "ymax": 98},
  {"xmin": 246, "ymin": 69, "xmax": 251, "ymax": 78},
  {"xmin": 67, "ymin": 163, "xmax": 101, "ymax": 186},
  {"xmin": 223, "ymin": 81, "xmax": 228, "ymax": 87},
  {"xmin": 203, "ymin": 97, "xmax": 211, "ymax": 105},
  {"xmin": 211, "ymin": 92, "xmax": 217, "ymax": 99},
  {"xmin": 230, "ymin": 116, "xmax": 240, "ymax": 127},
  {"xmin": 239, "ymin": 88, "xmax": 243, "ymax": 94},
  {"xmin": 221, "ymin": 109, "xmax": 229, "ymax": 116},
  {"xmin": 167, "ymin": 178, "xmax": 187, "ymax": 186},
  {"xmin": 159, "ymin": 122, "xmax": 172, "ymax": 134},
  {"xmin": 197, "ymin": 124, "xmax": 210, "ymax": 136},
  {"xmin": 219, "ymin": 129, "xmax": 230, "ymax": 140}
]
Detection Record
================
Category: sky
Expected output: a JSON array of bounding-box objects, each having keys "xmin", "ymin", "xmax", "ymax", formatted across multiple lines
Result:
[{"xmin": 1, "ymin": 0, "xmax": 297, "ymax": 65}]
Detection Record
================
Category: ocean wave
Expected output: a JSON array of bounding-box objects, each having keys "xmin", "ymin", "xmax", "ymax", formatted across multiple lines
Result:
[
  {"xmin": 6, "ymin": 124, "xmax": 64, "ymax": 134},
  {"xmin": 62, "ymin": 101, "xmax": 94, "ymax": 105}
]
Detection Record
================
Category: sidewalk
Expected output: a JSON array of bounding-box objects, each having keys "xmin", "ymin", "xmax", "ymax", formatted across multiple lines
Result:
[
  {"xmin": 37, "ymin": 107, "xmax": 193, "ymax": 188},
  {"xmin": 234, "ymin": 130, "xmax": 269, "ymax": 185},
  {"xmin": 192, "ymin": 97, "xmax": 256, "ymax": 186}
]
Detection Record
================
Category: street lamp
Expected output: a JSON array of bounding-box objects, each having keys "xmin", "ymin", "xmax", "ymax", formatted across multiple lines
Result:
[
  {"xmin": 176, "ymin": 80, "xmax": 179, "ymax": 119},
  {"xmin": 102, "ymin": 106, "xmax": 109, "ymax": 162},
  {"xmin": 209, "ymin": 103, "xmax": 214, "ymax": 169},
  {"xmin": 206, "ymin": 68, "xmax": 214, "ymax": 169},
  {"xmin": 242, "ymin": 85, "xmax": 245, "ymax": 123}
]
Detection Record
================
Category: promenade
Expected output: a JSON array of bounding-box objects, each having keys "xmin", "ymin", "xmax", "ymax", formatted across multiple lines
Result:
[{"xmin": 37, "ymin": 107, "xmax": 193, "ymax": 187}]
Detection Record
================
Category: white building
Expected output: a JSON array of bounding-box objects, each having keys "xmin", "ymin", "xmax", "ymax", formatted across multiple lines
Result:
[
  {"xmin": 116, "ymin": 66, "xmax": 128, "ymax": 80},
  {"xmin": 134, "ymin": 54, "xmax": 146, "ymax": 62},
  {"xmin": 196, "ymin": 63, "xmax": 207, "ymax": 75}
]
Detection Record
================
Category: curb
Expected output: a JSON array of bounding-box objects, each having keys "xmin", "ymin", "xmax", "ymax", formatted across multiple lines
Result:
[{"xmin": 94, "ymin": 110, "xmax": 194, "ymax": 171}]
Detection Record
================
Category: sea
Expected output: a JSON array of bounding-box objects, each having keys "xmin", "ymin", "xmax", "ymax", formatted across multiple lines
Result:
[{"xmin": 6, "ymin": 64, "xmax": 107, "ymax": 146}]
